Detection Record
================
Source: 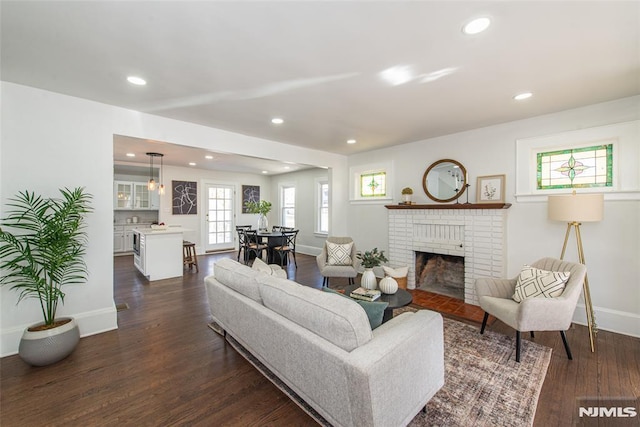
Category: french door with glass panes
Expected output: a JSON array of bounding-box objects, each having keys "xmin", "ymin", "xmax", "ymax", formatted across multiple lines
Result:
[{"xmin": 204, "ymin": 184, "xmax": 235, "ymax": 252}]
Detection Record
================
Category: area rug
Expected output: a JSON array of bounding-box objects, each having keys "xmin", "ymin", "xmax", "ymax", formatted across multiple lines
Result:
[{"xmin": 224, "ymin": 311, "xmax": 551, "ymax": 427}]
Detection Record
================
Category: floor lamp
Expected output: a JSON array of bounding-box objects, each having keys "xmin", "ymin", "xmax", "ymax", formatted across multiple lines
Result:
[{"xmin": 548, "ymin": 192, "xmax": 603, "ymax": 352}]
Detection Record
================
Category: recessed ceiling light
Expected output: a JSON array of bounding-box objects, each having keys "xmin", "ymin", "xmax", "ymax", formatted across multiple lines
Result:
[
  {"xmin": 126, "ymin": 153, "xmax": 135, "ymax": 157},
  {"xmin": 205, "ymin": 155, "xmax": 213, "ymax": 160},
  {"xmin": 127, "ymin": 76, "xmax": 147, "ymax": 86},
  {"xmin": 514, "ymin": 92, "xmax": 533, "ymax": 101},
  {"xmin": 271, "ymin": 118, "xmax": 284, "ymax": 124},
  {"xmin": 462, "ymin": 17, "xmax": 491, "ymax": 35},
  {"xmin": 262, "ymin": 170, "xmax": 268, "ymax": 174},
  {"xmin": 347, "ymin": 139, "xmax": 357, "ymax": 144},
  {"xmin": 283, "ymin": 166, "xmax": 290, "ymax": 170},
  {"xmin": 189, "ymin": 162, "xmax": 196, "ymax": 166}
]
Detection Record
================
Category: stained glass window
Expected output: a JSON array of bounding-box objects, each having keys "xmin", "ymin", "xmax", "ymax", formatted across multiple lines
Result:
[
  {"xmin": 537, "ymin": 144, "xmax": 612, "ymax": 189},
  {"xmin": 360, "ymin": 172, "xmax": 386, "ymax": 197}
]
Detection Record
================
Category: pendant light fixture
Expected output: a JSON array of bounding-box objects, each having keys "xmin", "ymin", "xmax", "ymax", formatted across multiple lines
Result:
[
  {"xmin": 146, "ymin": 152, "xmax": 164, "ymax": 192},
  {"xmin": 158, "ymin": 154, "xmax": 165, "ymax": 195}
]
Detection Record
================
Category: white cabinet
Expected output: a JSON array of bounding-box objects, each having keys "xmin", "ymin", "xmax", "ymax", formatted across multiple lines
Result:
[
  {"xmin": 114, "ymin": 226, "xmax": 125, "ymax": 252},
  {"xmin": 114, "ymin": 225, "xmax": 140, "ymax": 253},
  {"xmin": 114, "ymin": 182, "xmax": 133, "ymax": 210},
  {"xmin": 124, "ymin": 226, "xmax": 136, "ymax": 252},
  {"xmin": 114, "ymin": 181, "xmax": 159, "ymax": 210}
]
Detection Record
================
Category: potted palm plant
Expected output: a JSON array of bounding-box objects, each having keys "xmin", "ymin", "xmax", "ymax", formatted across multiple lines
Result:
[
  {"xmin": 356, "ymin": 248, "xmax": 388, "ymax": 290},
  {"xmin": 244, "ymin": 200, "xmax": 272, "ymax": 231},
  {"xmin": 0, "ymin": 187, "xmax": 92, "ymax": 366}
]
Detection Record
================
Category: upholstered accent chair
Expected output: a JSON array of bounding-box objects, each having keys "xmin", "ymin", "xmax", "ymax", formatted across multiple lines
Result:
[
  {"xmin": 316, "ymin": 237, "xmax": 359, "ymax": 287},
  {"xmin": 475, "ymin": 257, "xmax": 587, "ymax": 362}
]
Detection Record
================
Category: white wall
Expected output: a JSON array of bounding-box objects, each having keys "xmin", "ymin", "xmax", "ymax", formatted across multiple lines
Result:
[
  {"xmin": 0, "ymin": 82, "xmax": 347, "ymax": 356},
  {"xmin": 347, "ymin": 96, "xmax": 640, "ymax": 337},
  {"xmin": 157, "ymin": 164, "xmax": 272, "ymax": 253},
  {"xmin": 271, "ymin": 167, "xmax": 330, "ymax": 255}
]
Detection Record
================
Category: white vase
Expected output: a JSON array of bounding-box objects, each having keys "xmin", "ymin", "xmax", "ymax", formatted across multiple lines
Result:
[
  {"xmin": 402, "ymin": 194, "xmax": 412, "ymax": 203},
  {"xmin": 257, "ymin": 214, "xmax": 268, "ymax": 232},
  {"xmin": 379, "ymin": 276, "xmax": 398, "ymax": 294},
  {"xmin": 361, "ymin": 268, "xmax": 377, "ymax": 290}
]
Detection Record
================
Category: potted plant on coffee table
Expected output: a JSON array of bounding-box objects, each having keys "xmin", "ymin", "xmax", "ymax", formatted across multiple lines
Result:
[
  {"xmin": 244, "ymin": 200, "xmax": 272, "ymax": 231},
  {"xmin": 356, "ymin": 248, "xmax": 388, "ymax": 290},
  {"xmin": 0, "ymin": 187, "xmax": 93, "ymax": 366}
]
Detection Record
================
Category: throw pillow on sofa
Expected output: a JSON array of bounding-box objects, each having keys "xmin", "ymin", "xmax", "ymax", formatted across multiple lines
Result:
[
  {"xmin": 322, "ymin": 287, "xmax": 388, "ymax": 329},
  {"xmin": 512, "ymin": 265, "xmax": 571, "ymax": 302}
]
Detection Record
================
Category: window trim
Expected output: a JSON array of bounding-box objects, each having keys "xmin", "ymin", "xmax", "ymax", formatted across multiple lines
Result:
[
  {"xmin": 515, "ymin": 121, "xmax": 639, "ymax": 202},
  {"xmin": 280, "ymin": 184, "xmax": 296, "ymax": 228},
  {"xmin": 315, "ymin": 178, "xmax": 329, "ymax": 235},
  {"xmin": 349, "ymin": 161, "xmax": 394, "ymax": 203}
]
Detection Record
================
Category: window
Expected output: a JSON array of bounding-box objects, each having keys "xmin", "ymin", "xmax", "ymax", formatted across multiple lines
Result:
[
  {"xmin": 317, "ymin": 180, "xmax": 329, "ymax": 234},
  {"xmin": 350, "ymin": 162, "xmax": 394, "ymax": 202},
  {"xmin": 281, "ymin": 186, "xmax": 295, "ymax": 228},
  {"xmin": 360, "ymin": 171, "xmax": 386, "ymax": 197},
  {"xmin": 537, "ymin": 144, "xmax": 613, "ymax": 189}
]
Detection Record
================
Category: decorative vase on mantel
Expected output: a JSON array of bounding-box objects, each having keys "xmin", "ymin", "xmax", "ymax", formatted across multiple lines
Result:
[
  {"xmin": 257, "ymin": 213, "xmax": 268, "ymax": 232},
  {"xmin": 361, "ymin": 268, "xmax": 377, "ymax": 290}
]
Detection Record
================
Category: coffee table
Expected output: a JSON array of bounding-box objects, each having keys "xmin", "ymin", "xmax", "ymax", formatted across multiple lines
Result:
[{"xmin": 345, "ymin": 285, "xmax": 413, "ymax": 324}]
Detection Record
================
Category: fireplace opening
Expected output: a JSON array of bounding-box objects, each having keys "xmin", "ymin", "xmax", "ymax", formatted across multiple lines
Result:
[{"xmin": 415, "ymin": 252, "xmax": 464, "ymax": 300}]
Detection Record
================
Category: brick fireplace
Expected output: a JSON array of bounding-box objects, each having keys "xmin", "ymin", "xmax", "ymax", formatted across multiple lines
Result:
[{"xmin": 386, "ymin": 204, "xmax": 510, "ymax": 306}]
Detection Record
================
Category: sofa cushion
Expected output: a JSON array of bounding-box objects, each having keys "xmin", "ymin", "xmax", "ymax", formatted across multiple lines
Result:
[
  {"xmin": 322, "ymin": 287, "xmax": 388, "ymax": 330},
  {"xmin": 214, "ymin": 258, "xmax": 265, "ymax": 304},
  {"xmin": 326, "ymin": 241, "xmax": 354, "ymax": 265},
  {"xmin": 252, "ymin": 257, "xmax": 287, "ymax": 278},
  {"xmin": 512, "ymin": 265, "xmax": 571, "ymax": 302},
  {"xmin": 258, "ymin": 275, "xmax": 373, "ymax": 352}
]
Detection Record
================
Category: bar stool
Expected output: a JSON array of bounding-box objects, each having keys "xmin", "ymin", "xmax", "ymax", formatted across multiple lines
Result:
[{"xmin": 183, "ymin": 241, "xmax": 199, "ymax": 272}]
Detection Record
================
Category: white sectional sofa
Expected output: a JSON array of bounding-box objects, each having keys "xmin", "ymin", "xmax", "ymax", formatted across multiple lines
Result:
[{"xmin": 205, "ymin": 258, "xmax": 444, "ymax": 427}]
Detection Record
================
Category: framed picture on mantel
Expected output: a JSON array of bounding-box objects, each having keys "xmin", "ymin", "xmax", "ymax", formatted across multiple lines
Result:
[{"xmin": 477, "ymin": 175, "xmax": 505, "ymax": 203}]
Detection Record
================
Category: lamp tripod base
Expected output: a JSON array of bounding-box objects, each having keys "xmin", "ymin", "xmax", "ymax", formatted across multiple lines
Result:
[{"xmin": 560, "ymin": 222, "xmax": 597, "ymax": 352}]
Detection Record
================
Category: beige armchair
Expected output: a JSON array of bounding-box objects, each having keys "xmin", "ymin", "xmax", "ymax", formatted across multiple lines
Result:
[
  {"xmin": 316, "ymin": 237, "xmax": 358, "ymax": 287},
  {"xmin": 475, "ymin": 257, "xmax": 587, "ymax": 362}
]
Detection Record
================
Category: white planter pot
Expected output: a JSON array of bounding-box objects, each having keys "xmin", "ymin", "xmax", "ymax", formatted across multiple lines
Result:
[
  {"xmin": 361, "ymin": 268, "xmax": 377, "ymax": 290},
  {"xmin": 19, "ymin": 317, "xmax": 80, "ymax": 366}
]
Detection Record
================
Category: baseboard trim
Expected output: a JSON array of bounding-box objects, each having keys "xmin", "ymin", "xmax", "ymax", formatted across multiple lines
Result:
[
  {"xmin": 0, "ymin": 306, "xmax": 118, "ymax": 357},
  {"xmin": 296, "ymin": 245, "xmax": 322, "ymax": 257},
  {"xmin": 572, "ymin": 303, "xmax": 639, "ymax": 338}
]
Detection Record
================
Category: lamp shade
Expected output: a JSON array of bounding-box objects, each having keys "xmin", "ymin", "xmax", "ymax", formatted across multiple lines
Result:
[{"xmin": 548, "ymin": 193, "xmax": 604, "ymax": 222}]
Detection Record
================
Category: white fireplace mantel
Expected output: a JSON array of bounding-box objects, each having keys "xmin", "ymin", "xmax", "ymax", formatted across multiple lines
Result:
[{"xmin": 386, "ymin": 204, "xmax": 510, "ymax": 306}]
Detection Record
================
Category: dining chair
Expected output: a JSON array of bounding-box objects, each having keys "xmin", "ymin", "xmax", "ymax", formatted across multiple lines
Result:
[
  {"xmin": 272, "ymin": 230, "xmax": 298, "ymax": 268},
  {"xmin": 235, "ymin": 225, "xmax": 253, "ymax": 263},
  {"xmin": 243, "ymin": 229, "xmax": 268, "ymax": 263}
]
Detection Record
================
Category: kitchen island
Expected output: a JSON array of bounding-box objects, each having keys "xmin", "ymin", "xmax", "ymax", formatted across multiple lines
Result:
[{"xmin": 133, "ymin": 227, "xmax": 189, "ymax": 281}]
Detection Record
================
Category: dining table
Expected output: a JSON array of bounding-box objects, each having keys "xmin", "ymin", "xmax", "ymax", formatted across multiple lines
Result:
[{"xmin": 256, "ymin": 230, "xmax": 290, "ymax": 265}]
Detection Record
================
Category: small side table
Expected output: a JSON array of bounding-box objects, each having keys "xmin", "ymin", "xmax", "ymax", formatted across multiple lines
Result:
[{"xmin": 345, "ymin": 285, "xmax": 413, "ymax": 323}]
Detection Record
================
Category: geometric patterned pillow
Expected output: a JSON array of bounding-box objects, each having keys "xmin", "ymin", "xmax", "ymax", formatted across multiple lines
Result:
[
  {"xmin": 512, "ymin": 265, "xmax": 571, "ymax": 303},
  {"xmin": 326, "ymin": 241, "xmax": 354, "ymax": 266}
]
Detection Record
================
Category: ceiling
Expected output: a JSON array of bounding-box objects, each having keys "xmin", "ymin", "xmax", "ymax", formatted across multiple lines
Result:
[
  {"xmin": 113, "ymin": 135, "xmax": 316, "ymax": 176},
  {"xmin": 2, "ymin": 1, "xmax": 639, "ymax": 162}
]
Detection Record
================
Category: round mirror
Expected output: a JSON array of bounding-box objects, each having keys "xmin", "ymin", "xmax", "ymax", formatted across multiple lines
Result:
[{"xmin": 422, "ymin": 159, "xmax": 468, "ymax": 203}]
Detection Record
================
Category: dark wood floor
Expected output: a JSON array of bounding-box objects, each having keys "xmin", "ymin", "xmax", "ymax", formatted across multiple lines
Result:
[{"xmin": 1, "ymin": 252, "xmax": 638, "ymax": 426}]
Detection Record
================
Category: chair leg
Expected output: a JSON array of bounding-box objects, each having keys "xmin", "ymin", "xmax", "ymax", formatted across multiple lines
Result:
[
  {"xmin": 560, "ymin": 330, "xmax": 573, "ymax": 360},
  {"xmin": 515, "ymin": 331, "xmax": 521, "ymax": 362},
  {"xmin": 292, "ymin": 251, "xmax": 297, "ymax": 268},
  {"xmin": 530, "ymin": 331, "xmax": 535, "ymax": 339},
  {"xmin": 480, "ymin": 312, "xmax": 489, "ymax": 334}
]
